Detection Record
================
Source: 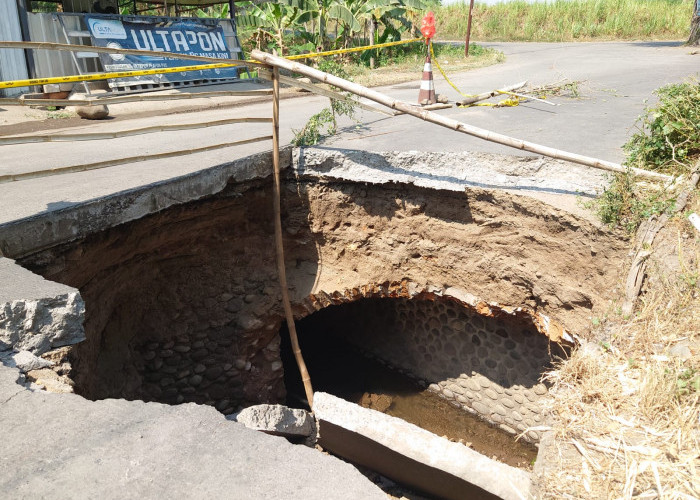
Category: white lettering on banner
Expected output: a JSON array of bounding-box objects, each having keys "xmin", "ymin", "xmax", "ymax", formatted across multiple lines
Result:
[
  {"xmin": 155, "ymin": 30, "xmax": 172, "ymax": 51},
  {"xmin": 126, "ymin": 28, "xmax": 227, "ymax": 55},
  {"xmin": 198, "ymin": 32, "xmax": 213, "ymax": 51},
  {"xmin": 131, "ymin": 30, "xmax": 149, "ymax": 51},
  {"xmin": 210, "ymin": 32, "xmax": 226, "ymax": 52},
  {"xmin": 146, "ymin": 31, "xmax": 164, "ymax": 53},
  {"xmin": 171, "ymin": 31, "xmax": 189, "ymax": 52}
]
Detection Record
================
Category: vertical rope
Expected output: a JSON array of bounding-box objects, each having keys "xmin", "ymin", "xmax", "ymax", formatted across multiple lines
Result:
[{"xmin": 271, "ymin": 66, "xmax": 314, "ymax": 408}]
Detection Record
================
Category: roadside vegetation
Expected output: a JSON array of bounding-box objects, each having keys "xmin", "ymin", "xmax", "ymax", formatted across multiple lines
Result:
[
  {"xmin": 549, "ymin": 79, "xmax": 699, "ymax": 499},
  {"xmin": 435, "ymin": 0, "xmax": 692, "ymax": 41},
  {"xmin": 588, "ymin": 79, "xmax": 699, "ymax": 233}
]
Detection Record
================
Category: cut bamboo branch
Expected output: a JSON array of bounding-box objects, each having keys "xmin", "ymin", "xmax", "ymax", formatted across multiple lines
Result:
[
  {"xmin": 271, "ymin": 66, "xmax": 314, "ymax": 408},
  {"xmin": 0, "ymin": 90, "xmax": 273, "ymax": 107},
  {"xmin": 251, "ymin": 49, "xmax": 672, "ymax": 182},
  {"xmin": 0, "ymin": 117, "xmax": 272, "ymax": 145},
  {"xmin": 458, "ymin": 81, "xmax": 527, "ymax": 105},
  {"xmin": 258, "ymin": 68, "xmax": 394, "ymax": 116},
  {"xmin": 0, "ymin": 135, "xmax": 272, "ymax": 184},
  {"xmin": 394, "ymin": 102, "xmax": 452, "ymax": 114}
]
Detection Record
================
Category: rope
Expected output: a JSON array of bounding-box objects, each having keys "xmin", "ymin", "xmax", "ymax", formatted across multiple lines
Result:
[
  {"xmin": 428, "ymin": 42, "xmax": 526, "ymax": 107},
  {"xmin": 284, "ymin": 37, "xmax": 423, "ymax": 60},
  {"xmin": 0, "ymin": 38, "xmax": 424, "ymax": 89}
]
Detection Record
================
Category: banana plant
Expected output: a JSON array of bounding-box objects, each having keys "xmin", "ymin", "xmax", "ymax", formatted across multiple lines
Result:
[{"xmin": 236, "ymin": 0, "xmax": 315, "ymax": 54}]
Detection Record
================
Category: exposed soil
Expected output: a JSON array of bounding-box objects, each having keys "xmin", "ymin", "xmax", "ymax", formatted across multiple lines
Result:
[{"xmin": 17, "ymin": 174, "xmax": 627, "ymax": 429}]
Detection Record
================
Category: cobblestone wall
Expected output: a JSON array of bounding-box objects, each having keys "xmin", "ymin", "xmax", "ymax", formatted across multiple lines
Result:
[{"xmin": 331, "ymin": 299, "xmax": 555, "ymax": 443}]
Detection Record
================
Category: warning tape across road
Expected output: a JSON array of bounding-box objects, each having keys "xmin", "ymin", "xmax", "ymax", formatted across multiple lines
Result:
[
  {"xmin": 0, "ymin": 38, "xmax": 425, "ymax": 90},
  {"xmin": 284, "ymin": 37, "xmax": 424, "ymax": 60},
  {"xmin": 0, "ymin": 62, "xmax": 245, "ymax": 90}
]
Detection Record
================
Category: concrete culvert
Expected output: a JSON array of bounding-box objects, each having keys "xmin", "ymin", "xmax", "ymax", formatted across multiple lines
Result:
[
  {"xmin": 5, "ymin": 149, "xmax": 628, "ymax": 498},
  {"xmin": 281, "ymin": 296, "xmax": 560, "ymax": 449}
]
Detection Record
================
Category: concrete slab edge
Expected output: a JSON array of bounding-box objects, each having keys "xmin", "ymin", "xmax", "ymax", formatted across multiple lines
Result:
[
  {"xmin": 292, "ymin": 147, "xmax": 606, "ymax": 197},
  {"xmin": 313, "ymin": 392, "xmax": 532, "ymax": 500},
  {"xmin": 0, "ymin": 146, "xmax": 292, "ymax": 259}
]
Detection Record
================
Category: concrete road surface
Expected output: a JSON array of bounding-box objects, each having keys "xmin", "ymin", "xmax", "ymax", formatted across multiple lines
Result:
[{"xmin": 0, "ymin": 41, "xmax": 697, "ymax": 224}]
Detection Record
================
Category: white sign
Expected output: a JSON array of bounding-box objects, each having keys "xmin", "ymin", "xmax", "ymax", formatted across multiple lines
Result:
[{"xmin": 87, "ymin": 19, "xmax": 127, "ymax": 40}]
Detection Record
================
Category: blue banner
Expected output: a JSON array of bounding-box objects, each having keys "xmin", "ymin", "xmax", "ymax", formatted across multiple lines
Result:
[{"xmin": 85, "ymin": 16, "xmax": 240, "ymax": 87}]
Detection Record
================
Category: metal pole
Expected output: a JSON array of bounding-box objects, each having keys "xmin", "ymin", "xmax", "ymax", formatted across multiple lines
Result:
[
  {"xmin": 15, "ymin": 0, "xmax": 36, "ymax": 79},
  {"xmin": 465, "ymin": 0, "xmax": 475, "ymax": 57}
]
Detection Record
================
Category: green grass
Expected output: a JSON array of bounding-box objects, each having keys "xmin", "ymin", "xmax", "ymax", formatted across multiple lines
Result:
[{"xmin": 434, "ymin": 0, "xmax": 692, "ymax": 42}]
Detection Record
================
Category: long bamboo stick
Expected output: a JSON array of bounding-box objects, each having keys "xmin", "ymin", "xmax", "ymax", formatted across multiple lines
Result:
[
  {"xmin": 0, "ymin": 90, "xmax": 273, "ymax": 107},
  {"xmin": 271, "ymin": 66, "xmax": 315, "ymax": 408},
  {"xmin": 251, "ymin": 49, "xmax": 672, "ymax": 182},
  {"xmin": 458, "ymin": 81, "xmax": 527, "ymax": 106},
  {"xmin": 0, "ymin": 117, "xmax": 272, "ymax": 146},
  {"xmin": 0, "ymin": 135, "xmax": 271, "ymax": 184},
  {"xmin": 258, "ymin": 68, "xmax": 394, "ymax": 117}
]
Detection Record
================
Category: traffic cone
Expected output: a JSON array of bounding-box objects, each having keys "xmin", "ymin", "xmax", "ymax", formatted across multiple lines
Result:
[{"xmin": 418, "ymin": 53, "xmax": 436, "ymax": 105}]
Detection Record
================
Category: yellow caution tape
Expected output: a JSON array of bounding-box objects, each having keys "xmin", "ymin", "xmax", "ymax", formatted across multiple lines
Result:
[
  {"xmin": 429, "ymin": 42, "xmax": 525, "ymax": 107},
  {"xmin": 284, "ymin": 37, "xmax": 424, "ymax": 60},
  {"xmin": 0, "ymin": 62, "xmax": 241, "ymax": 90},
  {"xmin": 0, "ymin": 38, "xmax": 422, "ymax": 89},
  {"xmin": 429, "ymin": 42, "xmax": 478, "ymax": 99}
]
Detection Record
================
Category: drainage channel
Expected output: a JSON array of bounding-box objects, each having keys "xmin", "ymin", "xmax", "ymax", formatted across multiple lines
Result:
[{"xmin": 280, "ymin": 316, "xmax": 539, "ymax": 469}]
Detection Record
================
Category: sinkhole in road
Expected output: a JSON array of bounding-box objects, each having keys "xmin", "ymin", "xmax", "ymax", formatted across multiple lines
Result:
[{"xmin": 13, "ymin": 154, "xmax": 627, "ymax": 494}]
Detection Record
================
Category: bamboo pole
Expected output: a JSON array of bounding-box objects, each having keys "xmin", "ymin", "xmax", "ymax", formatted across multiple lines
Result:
[
  {"xmin": 251, "ymin": 49, "xmax": 672, "ymax": 182},
  {"xmin": 0, "ymin": 90, "xmax": 273, "ymax": 107},
  {"xmin": 257, "ymin": 68, "xmax": 394, "ymax": 116},
  {"xmin": 271, "ymin": 66, "xmax": 315, "ymax": 408},
  {"xmin": 458, "ymin": 81, "xmax": 527, "ymax": 106},
  {"xmin": 0, "ymin": 135, "xmax": 272, "ymax": 184},
  {"xmin": 0, "ymin": 118, "xmax": 272, "ymax": 146}
]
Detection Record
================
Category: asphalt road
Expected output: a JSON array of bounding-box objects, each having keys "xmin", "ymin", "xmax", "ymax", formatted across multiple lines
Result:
[{"xmin": 0, "ymin": 41, "xmax": 697, "ymax": 224}]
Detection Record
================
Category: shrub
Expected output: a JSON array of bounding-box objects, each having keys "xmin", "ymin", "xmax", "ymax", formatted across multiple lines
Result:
[{"xmin": 624, "ymin": 80, "xmax": 700, "ymax": 174}]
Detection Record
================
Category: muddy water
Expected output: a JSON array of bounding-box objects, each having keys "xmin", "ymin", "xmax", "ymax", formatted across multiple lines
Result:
[{"xmin": 281, "ymin": 330, "xmax": 538, "ymax": 469}]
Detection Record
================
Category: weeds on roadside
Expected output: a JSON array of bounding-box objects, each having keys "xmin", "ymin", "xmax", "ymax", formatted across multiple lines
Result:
[
  {"xmin": 584, "ymin": 169, "xmax": 675, "ymax": 233},
  {"xmin": 292, "ymin": 59, "xmax": 358, "ymax": 146},
  {"xmin": 624, "ymin": 80, "xmax": 700, "ymax": 174}
]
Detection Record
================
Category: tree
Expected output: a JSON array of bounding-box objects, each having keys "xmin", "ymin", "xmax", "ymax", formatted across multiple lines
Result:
[{"xmin": 689, "ymin": 0, "xmax": 700, "ymax": 45}]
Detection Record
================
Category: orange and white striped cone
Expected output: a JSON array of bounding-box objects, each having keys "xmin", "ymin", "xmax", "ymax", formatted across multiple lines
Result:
[{"xmin": 418, "ymin": 53, "xmax": 436, "ymax": 106}]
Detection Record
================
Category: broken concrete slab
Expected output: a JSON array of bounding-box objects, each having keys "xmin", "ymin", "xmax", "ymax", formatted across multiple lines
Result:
[
  {"xmin": 293, "ymin": 148, "xmax": 606, "ymax": 197},
  {"xmin": 313, "ymin": 392, "xmax": 531, "ymax": 500},
  {"xmin": 229, "ymin": 404, "xmax": 316, "ymax": 439},
  {"xmin": 0, "ymin": 364, "xmax": 387, "ymax": 500},
  {"xmin": 0, "ymin": 257, "xmax": 85, "ymax": 355},
  {"xmin": 0, "ymin": 349, "xmax": 53, "ymax": 372}
]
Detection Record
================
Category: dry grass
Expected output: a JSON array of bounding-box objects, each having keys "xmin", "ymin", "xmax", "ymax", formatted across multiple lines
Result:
[
  {"xmin": 345, "ymin": 48, "xmax": 505, "ymax": 89},
  {"xmin": 540, "ymin": 191, "xmax": 699, "ymax": 499}
]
